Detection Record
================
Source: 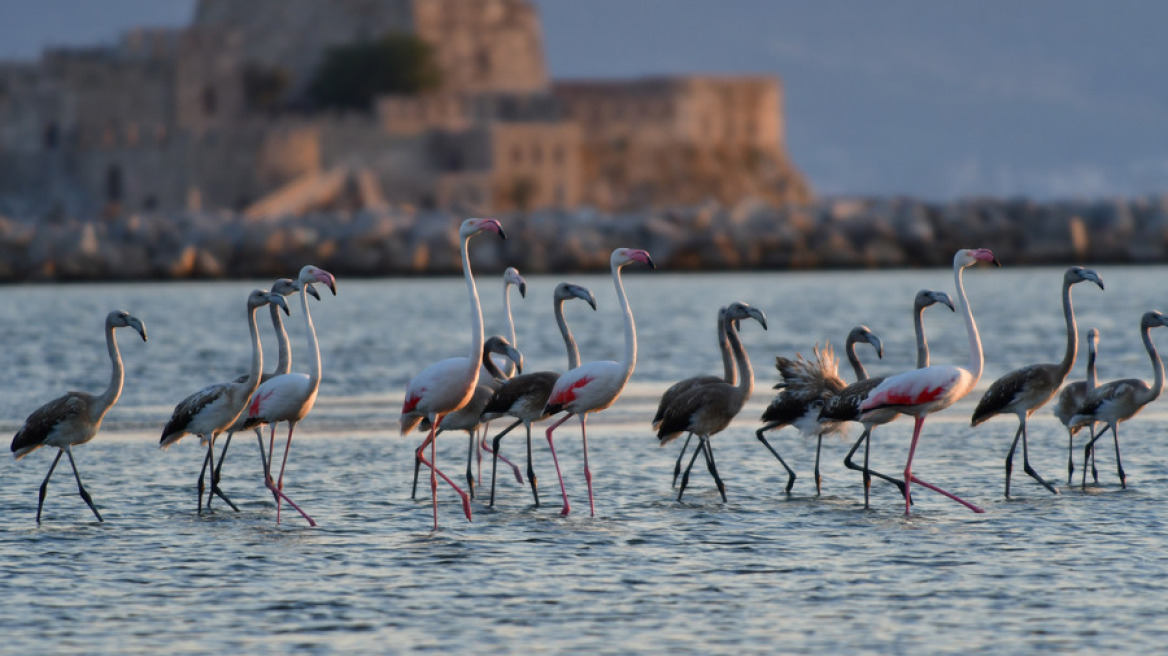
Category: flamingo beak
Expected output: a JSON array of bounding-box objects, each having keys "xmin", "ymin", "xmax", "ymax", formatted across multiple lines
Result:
[
  {"xmin": 270, "ymin": 293, "xmax": 290, "ymax": 315},
  {"xmin": 504, "ymin": 345, "xmax": 523, "ymax": 375},
  {"xmin": 134, "ymin": 320, "xmax": 148, "ymax": 342},
  {"xmin": 748, "ymin": 307, "xmax": 768, "ymax": 330},
  {"xmin": 518, "ymin": 280, "xmax": 528, "ymax": 298},
  {"xmin": 306, "ymin": 284, "xmax": 321, "ymax": 301},
  {"xmin": 316, "ymin": 270, "xmax": 337, "ymax": 296}
]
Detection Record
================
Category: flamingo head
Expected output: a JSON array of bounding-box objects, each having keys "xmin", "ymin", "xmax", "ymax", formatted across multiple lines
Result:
[
  {"xmin": 725, "ymin": 301, "xmax": 767, "ymax": 330},
  {"xmin": 249, "ymin": 288, "xmax": 290, "ymax": 315},
  {"xmin": 504, "ymin": 266, "xmax": 527, "ymax": 298},
  {"xmin": 611, "ymin": 247, "xmax": 655, "ymax": 270},
  {"xmin": 461, "ymin": 217, "xmax": 506, "ymax": 240},
  {"xmin": 275, "ymin": 276, "xmax": 321, "ymax": 301},
  {"xmin": 483, "ymin": 335, "xmax": 523, "ymax": 375},
  {"xmin": 916, "ymin": 289, "xmax": 955, "ymax": 312},
  {"xmin": 298, "ymin": 265, "xmax": 336, "ymax": 296},
  {"xmin": 1141, "ymin": 310, "xmax": 1168, "ymax": 330},
  {"xmin": 554, "ymin": 282, "xmax": 597, "ymax": 310},
  {"xmin": 1067, "ymin": 266, "xmax": 1105, "ymax": 291},
  {"xmin": 848, "ymin": 325, "xmax": 883, "ymax": 359},
  {"xmin": 108, "ymin": 310, "xmax": 147, "ymax": 342},
  {"xmin": 955, "ymin": 248, "xmax": 1000, "ymax": 269}
]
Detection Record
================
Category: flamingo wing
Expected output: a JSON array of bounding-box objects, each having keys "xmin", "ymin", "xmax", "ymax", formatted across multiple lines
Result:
[
  {"xmin": 971, "ymin": 364, "xmax": 1059, "ymax": 426},
  {"xmin": 161, "ymin": 382, "xmax": 229, "ymax": 446},
  {"xmin": 11, "ymin": 393, "xmax": 88, "ymax": 458},
  {"xmin": 653, "ymin": 374, "xmax": 723, "ymax": 428},
  {"xmin": 860, "ymin": 365, "xmax": 965, "ymax": 415},
  {"xmin": 245, "ymin": 373, "xmax": 312, "ymax": 425},
  {"xmin": 545, "ymin": 361, "xmax": 620, "ymax": 414}
]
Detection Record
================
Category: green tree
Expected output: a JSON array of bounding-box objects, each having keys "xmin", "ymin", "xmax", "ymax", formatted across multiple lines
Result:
[{"xmin": 307, "ymin": 32, "xmax": 441, "ymax": 111}]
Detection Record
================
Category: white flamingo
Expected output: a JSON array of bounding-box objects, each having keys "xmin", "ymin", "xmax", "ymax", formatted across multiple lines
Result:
[
  {"xmin": 399, "ymin": 217, "xmax": 506, "ymax": 530},
  {"xmin": 859, "ymin": 248, "xmax": 1000, "ymax": 515},
  {"xmin": 160, "ymin": 289, "xmax": 288, "ymax": 514},
  {"xmin": 542, "ymin": 247, "xmax": 655, "ymax": 517},
  {"xmin": 241, "ymin": 265, "xmax": 337, "ymax": 526},
  {"xmin": 11, "ymin": 310, "xmax": 147, "ymax": 523},
  {"xmin": 481, "ymin": 282, "xmax": 598, "ymax": 506}
]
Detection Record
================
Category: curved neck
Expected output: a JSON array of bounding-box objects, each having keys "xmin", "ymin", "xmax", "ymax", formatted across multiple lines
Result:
[
  {"xmin": 1142, "ymin": 324, "xmax": 1164, "ymax": 404},
  {"xmin": 725, "ymin": 317, "xmax": 753, "ymax": 409},
  {"xmin": 95, "ymin": 321, "xmax": 125, "ymax": 418},
  {"xmin": 555, "ymin": 297, "xmax": 582, "ymax": 370},
  {"xmin": 301, "ymin": 285, "xmax": 321, "ymax": 392},
  {"xmin": 482, "ymin": 347, "xmax": 506, "ymax": 381},
  {"xmin": 463, "ymin": 234, "xmax": 484, "ymax": 386},
  {"xmin": 242, "ymin": 304, "xmax": 264, "ymax": 396},
  {"xmin": 613, "ymin": 262, "xmax": 637, "ymax": 381},
  {"xmin": 846, "ymin": 340, "xmax": 867, "ymax": 381},
  {"xmin": 1055, "ymin": 278, "xmax": 1078, "ymax": 381},
  {"xmin": 718, "ymin": 314, "xmax": 735, "ymax": 385},
  {"xmin": 271, "ymin": 302, "xmax": 292, "ymax": 376},
  {"xmin": 913, "ymin": 304, "xmax": 930, "ymax": 369},
  {"xmin": 500, "ymin": 283, "xmax": 518, "ymax": 377},
  {"xmin": 955, "ymin": 262, "xmax": 984, "ymax": 382}
]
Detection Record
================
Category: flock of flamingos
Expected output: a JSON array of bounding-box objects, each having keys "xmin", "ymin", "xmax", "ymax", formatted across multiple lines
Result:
[{"xmin": 9, "ymin": 218, "xmax": 1164, "ymax": 530}]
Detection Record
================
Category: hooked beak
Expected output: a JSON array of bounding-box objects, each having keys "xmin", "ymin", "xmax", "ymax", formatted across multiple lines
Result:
[
  {"xmin": 306, "ymin": 284, "xmax": 322, "ymax": 301},
  {"xmin": 748, "ymin": 307, "xmax": 768, "ymax": 330},
  {"xmin": 518, "ymin": 280, "xmax": 528, "ymax": 298},
  {"xmin": 504, "ymin": 345, "xmax": 523, "ymax": 375},
  {"xmin": 271, "ymin": 294, "xmax": 291, "ymax": 316},
  {"xmin": 134, "ymin": 321, "xmax": 148, "ymax": 342}
]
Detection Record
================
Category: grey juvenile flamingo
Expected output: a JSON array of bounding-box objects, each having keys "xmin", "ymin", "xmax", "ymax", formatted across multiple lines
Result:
[
  {"xmin": 481, "ymin": 282, "xmax": 597, "ymax": 507},
  {"xmin": 1053, "ymin": 328, "xmax": 1099, "ymax": 484},
  {"xmin": 820, "ymin": 289, "xmax": 954, "ymax": 507},
  {"xmin": 657, "ymin": 302, "xmax": 768, "ymax": 502},
  {"xmin": 1071, "ymin": 311, "xmax": 1168, "ymax": 489},
  {"xmin": 971, "ymin": 266, "xmax": 1103, "ymax": 497},
  {"xmin": 11, "ymin": 310, "xmax": 147, "ymax": 523},
  {"xmin": 756, "ymin": 326, "xmax": 882, "ymax": 495}
]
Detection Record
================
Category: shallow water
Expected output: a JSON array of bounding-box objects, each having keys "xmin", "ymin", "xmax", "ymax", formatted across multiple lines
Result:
[{"xmin": 2, "ymin": 265, "xmax": 1167, "ymax": 654}]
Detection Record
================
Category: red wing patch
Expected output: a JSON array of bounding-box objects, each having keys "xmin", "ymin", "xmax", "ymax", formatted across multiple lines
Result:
[
  {"xmin": 878, "ymin": 384, "xmax": 945, "ymax": 407},
  {"xmin": 401, "ymin": 391, "xmax": 422, "ymax": 414},
  {"xmin": 550, "ymin": 376, "xmax": 592, "ymax": 406},
  {"xmin": 248, "ymin": 389, "xmax": 275, "ymax": 417}
]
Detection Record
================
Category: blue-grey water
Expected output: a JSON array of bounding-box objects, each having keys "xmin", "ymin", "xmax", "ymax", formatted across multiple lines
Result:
[{"xmin": 2, "ymin": 265, "xmax": 1168, "ymax": 654}]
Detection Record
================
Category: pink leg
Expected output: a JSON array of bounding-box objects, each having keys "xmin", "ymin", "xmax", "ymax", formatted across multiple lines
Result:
[
  {"xmin": 908, "ymin": 475, "xmax": 985, "ymax": 513},
  {"xmin": 262, "ymin": 422, "xmax": 315, "ymax": 526},
  {"xmin": 903, "ymin": 417, "xmax": 923, "ymax": 515},
  {"xmin": 480, "ymin": 432, "xmax": 524, "ymax": 483},
  {"xmin": 416, "ymin": 415, "xmax": 473, "ymax": 528},
  {"xmin": 579, "ymin": 414, "xmax": 595, "ymax": 517},
  {"xmin": 544, "ymin": 413, "xmax": 574, "ymax": 516},
  {"xmin": 274, "ymin": 421, "xmax": 316, "ymax": 526}
]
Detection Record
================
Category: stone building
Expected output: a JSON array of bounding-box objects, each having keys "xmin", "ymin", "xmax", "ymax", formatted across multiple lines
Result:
[{"xmin": 0, "ymin": 0, "xmax": 808, "ymax": 218}]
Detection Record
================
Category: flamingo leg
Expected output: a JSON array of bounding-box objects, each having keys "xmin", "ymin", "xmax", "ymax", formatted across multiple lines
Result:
[
  {"xmin": 580, "ymin": 414, "xmax": 595, "ymax": 517},
  {"xmin": 206, "ymin": 438, "xmax": 240, "ymax": 513},
  {"xmin": 64, "ymin": 447, "xmax": 103, "ymax": 523},
  {"xmin": 1066, "ymin": 427, "xmax": 1075, "ymax": 485},
  {"xmin": 843, "ymin": 426, "xmax": 908, "ymax": 507},
  {"xmin": 755, "ymin": 426, "xmax": 797, "ymax": 494},
  {"xmin": 416, "ymin": 415, "xmax": 473, "ymax": 527},
  {"xmin": 544, "ymin": 413, "xmax": 574, "ymax": 516},
  {"xmin": 1112, "ymin": 425, "xmax": 1126, "ymax": 488},
  {"xmin": 254, "ymin": 427, "xmax": 277, "ymax": 503},
  {"xmin": 481, "ymin": 426, "xmax": 524, "ymax": 484},
  {"xmin": 465, "ymin": 429, "xmax": 477, "ymax": 500},
  {"xmin": 1020, "ymin": 418, "xmax": 1058, "ymax": 494},
  {"xmin": 1081, "ymin": 424, "xmax": 1107, "ymax": 489},
  {"xmin": 814, "ymin": 433, "xmax": 823, "ymax": 496},
  {"xmin": 677, "ymin": 435, "xmax": 706, "ymax": 501},
  {"xmin": 35, "ymin": 450, "xmax": 64, "ymax": 524},
  {"xmin": 272, "ymin": 422, "xmax": 315, "ymax": 526},
  {"xmin": 197, "ymin": 444, "xmax": 211, "ymax": 515},
  {"xmin": 672, "ymin": 433, "xmax": 694, "ymax": 488},
  {"xmin": 1004, "ymin": 422, "xmax": 1022, "ymax": 498},
  {"xmin": 210, "ymin": 430, "xmax": 235, "ymax": 509},
  {"xmin": 701, "ymin": 438, "xmax": 727, "ymax": 502},
  {"xmin": 903, "ymin": 416, "xmax": 984, "ymax": 514},
  {"xmin": 525, "ymin": 422, "xmax": 539, "ymax": 507},
  {"xmin": 488, "ymin": 419, "xmax": 521, "ymax": 507}
]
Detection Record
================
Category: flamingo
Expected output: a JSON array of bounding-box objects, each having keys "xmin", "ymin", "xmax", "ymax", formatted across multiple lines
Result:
[
  {"xmin": 971, "ymin": 266, "xmax": 1104, "ymax": 497},
  {"xmin": 542, "ymin": 247, "xmax": 655, "ymax": 517},
  {"xmin": 399, "ymin": 217, "xmax": 506, "ymax": 530},
  {"xmin": 658, "ymin": 302, "xmax": 768, "ymax": 502},
  {"xmin": 756, "ymin": 326, "xmax": 883, "ymax": 495},
  {"xmin": 11, "ymin": 310, "xmax": 147, "ymax": 523},
  {"xmin": 481, "ymin": 282, "xmax": 597, "ymax": 507},
  {"xmin": 410, "ymin": 335, "xmax": 523, "ymax": 500},
  {"xmin": 859, "ymin": 247, "xmax": 1000, "ymax": 515},
  {"xmin": 1052, "ymin": 328, "xmax": 1099, "ymax": 484},
  {"xmin": 476, "ymin": 267, "xmax": 527, "ymax": 485},
  {"xmin": 160, "ymin": 288, "xmax": 289, "ymax": 514},
  {"xmin": 653, "ymin": 306, "xmax": 736, "ymax": 487},
  {"xmin": 1071, "ymin": 311, "xmax": 1168, "ymax": 489},
  {"xmin": 211, "ymin": 277, "xmax": 320, "ymax": 506},
  {"xmin": 821, "ymin": 289, "xmax": 955, "ymax": 507},
  {"xmin": 241, "ymin": 264, "xmax": 337, "ymax": 527}
]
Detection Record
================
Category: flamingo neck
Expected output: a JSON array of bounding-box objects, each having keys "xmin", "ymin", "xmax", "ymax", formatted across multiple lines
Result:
[
  {"xmin": 613, "ymin": 262, "xmax": 637, "ymax": 382},
  {"xmin": 725, "ymin": 317, "xmax": 753, "ymax": 408},
  {"xmin": 242, "ymin": 304, "xmax": 264, "ymax": 397},
  {"xmin": 1085, "ymin": 341, "xmax": 1097, "ymax": 391},
  {"xmin": 845, "ymin": 338, "xmax": 867, "ymax": 381},
  {"xmin": 554, "ymin": 297, "xmax": 582, "ymax": 370},
  {"xmin": 96, "ymin": 320, "xmax": 125, "ymax": 419},
  {"xmin": 500, "ymin": 282, "xmax": 517, "ymax": 377},
  {"xmin": 954, "ymin": 261, "xmax": 984, "ymax": 383},
  {"xmin": 463, "ymin": 233, "xmax": 484, "ymax": 387},
  {"xmin": 301, "ymin": 285, "xmax": 321, "ymax": 392},
  {"xmin": 271, "ymin": 302, "xmax": 292, "ymax": 376},
  {"xmin": 1055, "ymin": 278, "xmax": 1078, "ymax": 381},
  {"xmin": 913, "ymin": 304, "xmax": 930, "ymax": 369},
  {"xmin": 481, "ymin": 346, "xmax": 506, "ymax": 382},
  {"xmin": 1141, "ymin": 323, "xmax": 1164, "ymax": 405},
  {"xmin": 718, "ymin": 314, "xmax": 736, "ymax": 385}
]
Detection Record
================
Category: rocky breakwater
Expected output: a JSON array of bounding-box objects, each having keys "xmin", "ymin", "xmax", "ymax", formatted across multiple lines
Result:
[{"xmin": 0, "ymin": 195, "xmax": 1165, "ymax": 282}]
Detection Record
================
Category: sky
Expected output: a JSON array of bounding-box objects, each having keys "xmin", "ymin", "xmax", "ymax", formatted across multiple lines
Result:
[{"xmin": 0, "ymin": 0, "xmax": 1164, "ymax": 201}]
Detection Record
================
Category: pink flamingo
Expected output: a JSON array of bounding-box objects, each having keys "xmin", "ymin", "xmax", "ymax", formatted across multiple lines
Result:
[
  {"xmin": 11, "ymin": 310, "xmax": 147, "ymax": 523},
  {"xmin": 241, "ymin": 265, "xmax": 337, "ymax": 527},
  {"xmin": 542, "ymin": 247, "xmax": 655, "ymax": 517},
  {"xmin": 859, "ymin": 248, "xmax": 1000, "ymax": 515},
  {"xmin": 399, "ymin": 217, "xmax": 506, "ymax": 530}
]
